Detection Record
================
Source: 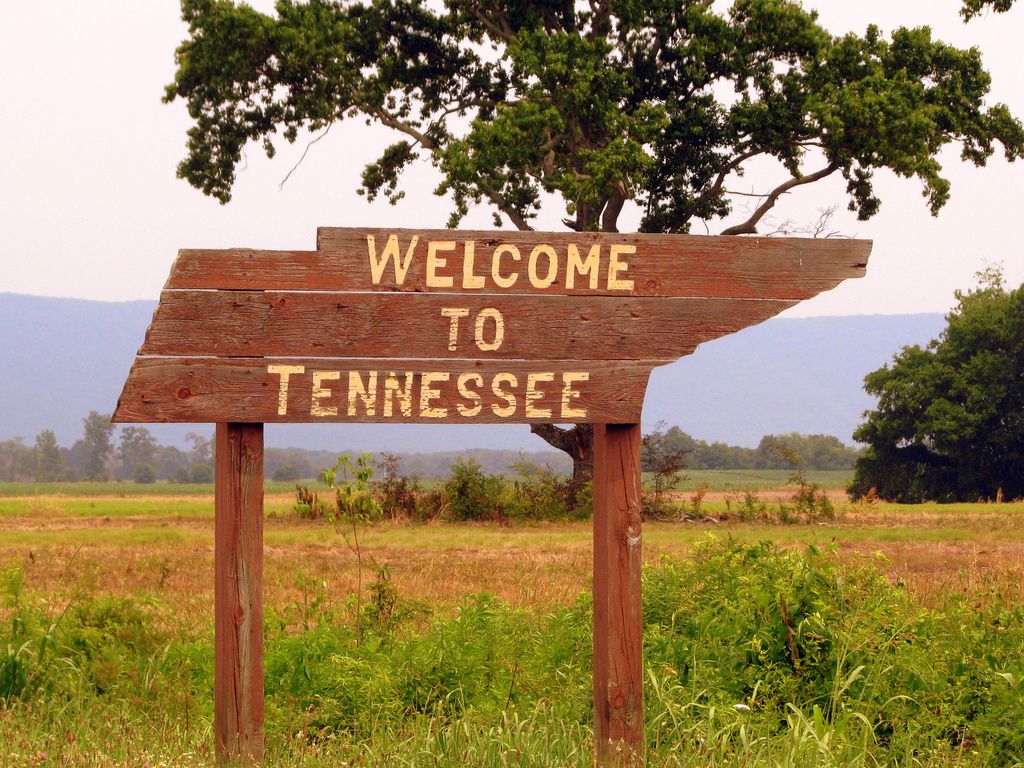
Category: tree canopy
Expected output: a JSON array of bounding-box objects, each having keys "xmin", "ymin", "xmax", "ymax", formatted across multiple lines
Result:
[
  {"xmin": 849, "ymin": 268, "xmax": 1024, "ymax": 503},
  {"xmin": 167, "ymin": 0, "xmax": 1022, "ymax": 235}
]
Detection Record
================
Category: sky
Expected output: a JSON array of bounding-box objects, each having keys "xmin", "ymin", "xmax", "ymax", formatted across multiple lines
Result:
[{"xmin": 1, "ymin": 1, "xmax": 1022, "ymax": 318}]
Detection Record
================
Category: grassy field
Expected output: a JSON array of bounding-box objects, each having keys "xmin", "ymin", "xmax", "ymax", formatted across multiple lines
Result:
[
  {"xmin": 0, "ymin": 470, "xmax": 853, "ymax": 498},
  {"xmin": 1, "ymin": 477, "xmax": 1022, "ymax": 766}
]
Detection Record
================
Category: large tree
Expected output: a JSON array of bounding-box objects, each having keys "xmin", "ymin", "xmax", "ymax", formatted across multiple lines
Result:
[
  {"xmin": 849, "ymin": 268, "xmax": 1024, "ymax": 503},
  {"xmin": 165, "ymin": 0, "xmax": 1023, "ymax": 478}
]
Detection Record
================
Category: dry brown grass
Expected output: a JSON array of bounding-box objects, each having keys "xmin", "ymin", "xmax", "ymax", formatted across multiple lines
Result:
[{"xmin": 1, "ymin": 490, "xmax": 1021, "ymax": 632}]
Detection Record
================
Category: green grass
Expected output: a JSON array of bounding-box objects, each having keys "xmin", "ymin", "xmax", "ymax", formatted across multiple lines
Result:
[
  {"xmin": 1, "ymin": 539, "xmax": 1021, "ymax": 767},
  {"xmin": 0, "ymin": 470, "xmax": 855, "ymax": 500},
  {"xmin": 662, "ymin": 469, "xmax": 852, "ymax": 491},
  {"xmin": 0, "ymin": 480, "xmax": 302, "ymax": 498},
  {"xmin": 2, "ymin": 477, "xmax": 1022, "ymax": 765}
]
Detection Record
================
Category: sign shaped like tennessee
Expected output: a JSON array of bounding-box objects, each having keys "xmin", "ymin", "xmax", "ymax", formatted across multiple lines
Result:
[{"xmin": 113, "ymin": 228, "xmax": 871, "ymax": 425}]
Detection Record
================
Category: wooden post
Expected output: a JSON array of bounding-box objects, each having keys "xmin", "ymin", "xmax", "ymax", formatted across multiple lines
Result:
[
  {"xmin": 215, "ymin": 423, "xmax": 265, "ymax": 766},
  {"xmin": 592, "ymin": 423, "xmax": 644, "ymax": 767}
]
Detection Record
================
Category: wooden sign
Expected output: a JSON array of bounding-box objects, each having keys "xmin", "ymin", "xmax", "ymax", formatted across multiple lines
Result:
[
  {"xmin": 112, "ymin": 227, "xmax": 870, "ymax": 768},
  {"xmin": 114, "ymin": 228, "xmax": 868, "ymax": 425}
]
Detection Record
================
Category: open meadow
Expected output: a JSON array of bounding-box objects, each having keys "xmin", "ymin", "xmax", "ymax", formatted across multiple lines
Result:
[{"xmin": 1, "ymin": 475, "xmax": 1022, "ymax": 767}]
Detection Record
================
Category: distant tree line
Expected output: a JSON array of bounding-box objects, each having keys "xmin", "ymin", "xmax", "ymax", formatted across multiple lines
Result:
[
  {"xmin": 0, "ymin": 414, "xmax": 861, "ymax": 484},
  {"xmin": 641, "ymin": 424, "xmax": 861, "ymax": 472},
  {"xmin": 0, "ymin": 412, "xmax": 214, "ymax": 484}
]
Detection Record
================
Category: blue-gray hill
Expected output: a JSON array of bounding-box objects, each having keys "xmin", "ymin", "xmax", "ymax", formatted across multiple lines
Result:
[{"xmin": 0, "ymin": 293, "xmax": 945, "ymax": 451}]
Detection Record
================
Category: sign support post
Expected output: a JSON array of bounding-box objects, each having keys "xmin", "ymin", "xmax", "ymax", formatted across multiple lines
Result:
[
  {"xmin": 592, "ymin": 423, "xmax": 644, "ymax": 766},
  {"xmin": 214, "ymin": 423, "xmax": 265, "ymax": 766}
]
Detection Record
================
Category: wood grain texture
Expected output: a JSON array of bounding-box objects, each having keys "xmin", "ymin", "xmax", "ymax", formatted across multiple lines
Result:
[
  {"xmin": 139, "ymin": 290, "xmax": 792, "ymax": 360},
  {"xmin": 593, "ymin": 423, "xmax": 644, "ymax": 767},
  {"xmin": 113, "ymin": 358, "xmax": 654, "ymax": 424},
  {"xmin": 215, "ymin": 423, "xmax": 264, "ymax": 766},
  {"xmin": 166, "ymin": 228, "xmax": 871, "ymax": 299}
]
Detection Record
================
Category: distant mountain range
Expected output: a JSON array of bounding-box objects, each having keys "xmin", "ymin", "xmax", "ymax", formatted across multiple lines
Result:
[{"xmin": 0, "ymin": 292, "xmax": 945, "ymax": 451}]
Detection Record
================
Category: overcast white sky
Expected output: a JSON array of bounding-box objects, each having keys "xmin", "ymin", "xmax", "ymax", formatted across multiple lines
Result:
[{"xmin": 1, "ymin": 1, "xmax": 1021, "ymax": 317}]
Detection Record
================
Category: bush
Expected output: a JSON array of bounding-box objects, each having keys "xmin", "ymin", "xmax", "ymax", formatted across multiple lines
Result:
[
  {"xmin": 373, "ymin": 453, "xmax": 420, "ymax": 520},
  {"xmin": 443, "ymin": 458, "xmax": 506, "ymax": 521},
  {"xmin": 504, "ymin": 460, "xmax": 589, "ymax": 521},
  {"xmin": 293, "ymin": 483, "xmax": 332, "ymax": 520}
]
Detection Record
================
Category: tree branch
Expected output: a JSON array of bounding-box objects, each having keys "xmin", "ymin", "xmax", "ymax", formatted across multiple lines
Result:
[
  {"xmin": 461, "ymin": 2, "xmax": 514, "ymax": 41},
  {"xmin": 374, "ymin": 108, "xmax": 532, "ymax": 230},
  {"xmin": 587, "ymin": 0, "xmax": 612, "ymax": 40},
  {"xmin": 479, "ymin": 179, "xmax": 534, "ymax": 231},
  {"xmin": 601, "ymin": 183, "xmax": 626, "ymax": 232},
  {"xmin": 719, "ymin": 163, "xmax": 840, "ymax": 236},
  {"xmin": 529, "ymin": 424, "xmax": 576, "ymax": 454},
  {"xmin": 681, "ymin": 149, "xmax": 764, "ymax": 224},
  {"xmin": 278, "ymin": 123, "xmax": 333, "ymax": 190}
]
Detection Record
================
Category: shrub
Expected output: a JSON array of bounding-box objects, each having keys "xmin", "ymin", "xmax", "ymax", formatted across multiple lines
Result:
[
  {"xmin": 373, "ymin": 453, "xmax": 419, "ymax": 520},
  {"xmin": 504, "ymin": 460, "xmax": 588, "ymax": 521},
  {"xmin": 293, "ymin": 483, "xmax": 332, "ymax": 520},
  {"xmin": 443, "ymin": 458, "xmax": 505, "ymax": 521}
]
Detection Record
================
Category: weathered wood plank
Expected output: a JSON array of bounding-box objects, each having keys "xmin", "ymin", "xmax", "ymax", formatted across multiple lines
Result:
[
  {"xmin": 215, "ymin": 423, "xmax": 264, "ymax": 766},
  {"xmin": 593, "ymin": 423, "xmax": 644, "ymax": 766},
  {"xmin": 139, "ymin": 290, "xmax": 793, "ymax": 360},
  {"xmin": 113, "ymin": 358, "xmax": 655, "ymax": 424},
  {"xmin": 164, "ymin": 228, "xmax": 870, "ymax": 298}
]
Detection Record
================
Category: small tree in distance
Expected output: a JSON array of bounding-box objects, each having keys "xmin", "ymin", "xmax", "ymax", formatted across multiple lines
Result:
[
  {"xmin": 164, "ymin": 0, "xmax": 1024, "ymax": 481},
  {"xmin": 79, "ymin": 412, "xmax": 114, "ymax": 482},
  {"xmin": 641, "ymin": 421, "xmax": 688, "ymax": 517},
  {"xmin": 33, "ymin": 430, "xmax": 64, "ymax": 482},
  {"xmin": 849, "ymin": 266, "xmax": 1024, "ymax": 503}
]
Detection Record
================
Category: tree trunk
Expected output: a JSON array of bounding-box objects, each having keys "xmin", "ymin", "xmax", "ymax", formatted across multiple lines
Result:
[
  {"xmin": 530, "ymin": 424, "xmax": 594, "ymax": 494},
  {"xmin": 531, "ymin": 194, "xmax": 621, "ymax": 491}
]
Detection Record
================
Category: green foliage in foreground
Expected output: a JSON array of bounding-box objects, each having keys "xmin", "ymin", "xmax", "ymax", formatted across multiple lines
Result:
[{"xmin": 3, "ymin": 539, "xmax": 1023, "ymax": 766}]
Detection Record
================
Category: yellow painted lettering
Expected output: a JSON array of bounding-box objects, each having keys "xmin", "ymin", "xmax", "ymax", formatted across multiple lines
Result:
[
  {"xmin": 560, "ymin": 372, "xmax": 590, "ymax": 418},
  {"xmin": 267, "ymin": 364, "xmax": 305, "ymax": 416},
  {"xmin": 382, "ymin": 371, "xmax": 413, "ymax": 417},
  {"xmin": 456, "ymin": 373, "xmax": 483, "ymax": 416},
  {"xmin": 441, "ymin": 307, "xmax": 470, "ymax": 351},
  {"xmin": 566, "ymin": 244, "xmax": 601, "ymax": 290},
  {"xmin": 525, "ymin": 372, "xmax": 554, "ymax": 418},
  {"xmin": 366, "ymin": 234, "xmax": 418, "ymax": 285},
  {"xmin": 462, "ymin": 241, "xmax": 485, "ymax": 289},
  {"xmin": 491, "ymin": 244, "xmax": 520, "ymax": 289},
  {"xmin": 426, "ymin": 241, "xmax": 456, "ymax": 288},
  {"xmin": 607, "ymin": 244, "xmax": 635, "ymax": 291},
  {"xmin": 474, "ymin": 308, "xmax": 505, "ymax": 351},
  {"xmin": 347, "ymin": 371, "xmax": 378, "ymax": 417},
  {"xmin": 420, "ymin": 372, "xmax": 450, "ymax": 418},
  {"xmin": 311, "ymin": 370, "xmax": 340, "ymax": 416},
  {"xmin": 528, "ymin": 244, "xmax": 558, "ymax": 289},
  {"xmin": 490, "ymin": 373, "xmax": 518, "ymax": 417}
]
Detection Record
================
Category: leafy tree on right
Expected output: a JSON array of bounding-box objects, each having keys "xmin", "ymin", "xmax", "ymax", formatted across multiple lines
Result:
[{"xmin": 849, "ymin": 267, "xmax": 1023, "ymax": 502}]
